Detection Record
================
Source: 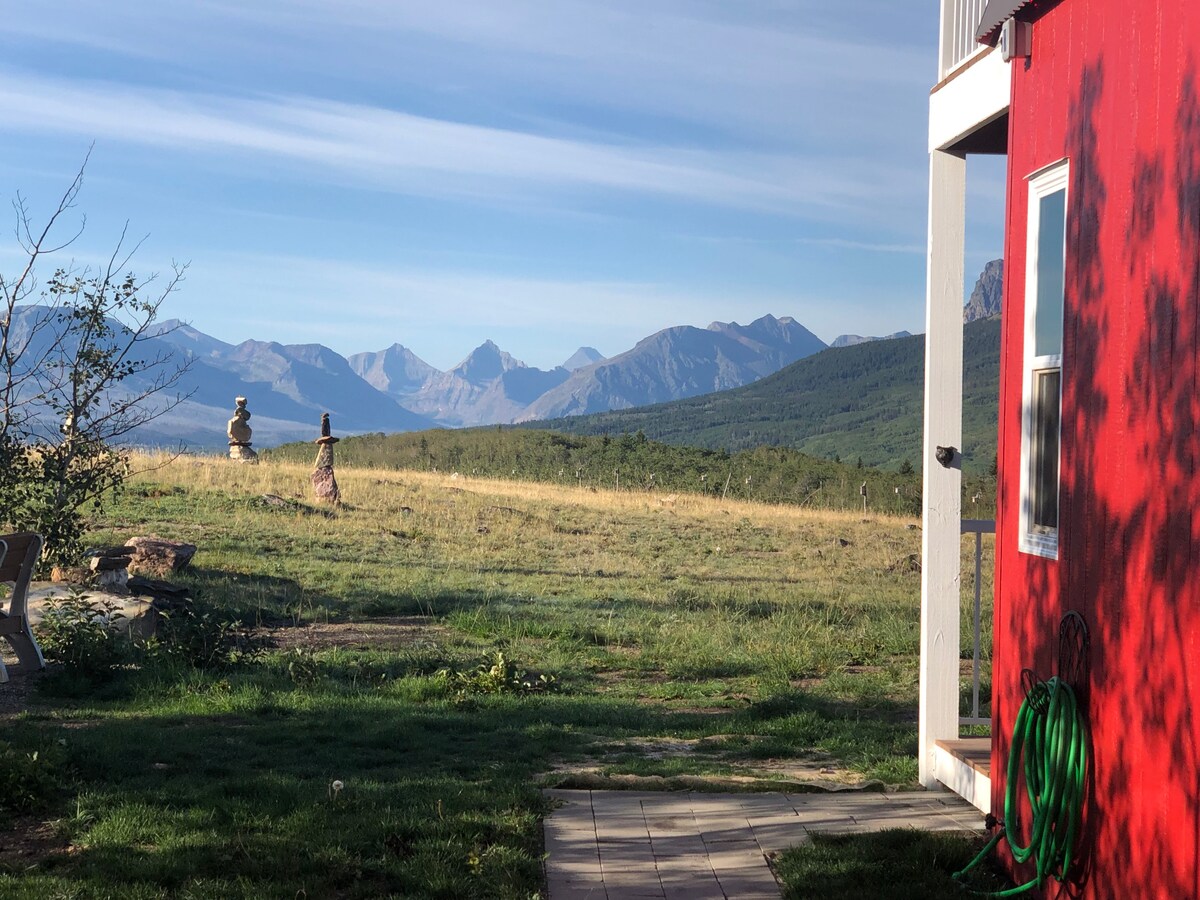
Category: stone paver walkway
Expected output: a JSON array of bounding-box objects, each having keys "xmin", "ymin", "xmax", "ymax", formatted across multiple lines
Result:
[{"xmin": 543, "ymin": 789, "xmax": 983, "ymax": 900}]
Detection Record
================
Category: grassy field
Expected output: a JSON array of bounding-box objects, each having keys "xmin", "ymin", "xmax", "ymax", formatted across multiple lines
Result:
[{"xmin": 0, "ymin": 453, "xmax": 993, "ymax": 899}]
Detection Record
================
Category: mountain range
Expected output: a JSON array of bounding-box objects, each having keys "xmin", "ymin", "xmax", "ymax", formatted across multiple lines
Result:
[
  {"xmin": 528, "ymin": 318, "xmax": 1002, "ymax": 471},
  {"xmin": 15, "ymin": 257, "xmax": 1003, "ymax": 456},
  {"xmin": 526, "ymin": 259, "xmax": 1005, "ymax": 469},
  {"xmin": 106, "ymin": 313, "xmax": 829, "ymax": 448}
]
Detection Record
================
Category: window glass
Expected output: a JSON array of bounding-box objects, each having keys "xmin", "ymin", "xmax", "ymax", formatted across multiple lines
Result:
[
  {"xmin": 1020, "ymin": 162, "xmax": 1068, "ymax": 559},
  {"xmin": 1030, "ymin": 369, "xmax": 1060, "ymax": 532},
  {"xmin": 1034, "ymin": 189, "xmax": 1066, "ymax": 358}
]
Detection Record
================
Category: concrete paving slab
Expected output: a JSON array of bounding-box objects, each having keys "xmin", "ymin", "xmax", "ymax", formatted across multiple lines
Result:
[
  {"xmin": 714, "ymin": 870, "xmax": 781, "ymax": 898},
  {"xmin": 661, "ymin": 884, "xmax": 726, "ymax": 900},
  {"xmin": 545, "ymin": 882, "xmax": 607, "ymax": 900},
  {"xmin": 706, "ymin": 844, "xmax": 766, "ymax": 871},
  {"xmin": 543, "ymin": 788, "xmax": 982, "ymax": 900}
]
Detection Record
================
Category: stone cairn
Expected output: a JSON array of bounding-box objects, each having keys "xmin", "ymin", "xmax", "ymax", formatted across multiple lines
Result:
[
  {"xmin": 227, "ymin": 396, "xmax": 258, "ymax": 462},
  {"xmin": 311, "ymin": 412, "xmax": 340, "ymax": 504}
]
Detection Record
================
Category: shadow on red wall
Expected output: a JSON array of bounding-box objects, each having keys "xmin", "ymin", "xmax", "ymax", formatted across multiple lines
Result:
[{"xmin": 1000, "ymin": 54, "xmax": 1200, "ymax": 899}]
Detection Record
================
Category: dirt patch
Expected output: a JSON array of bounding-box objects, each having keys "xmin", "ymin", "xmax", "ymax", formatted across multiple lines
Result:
[
  {"xmin": 545, "ymin": 771, "xmax": 883, "ymax": 794},
  {"xmin": 746, "ymin": 756, "xmax": 864, "ymax": 785},
  {"xmin": 0, "ymin": 666, "xmax": 46, "ymax": 721},
  {"xmin": 0, "ymin": 816, "xmax": 71, "ymax": 866},
  {"xmin": 256, "ymin": 616, "xmax": 447, "ymax": 651}
]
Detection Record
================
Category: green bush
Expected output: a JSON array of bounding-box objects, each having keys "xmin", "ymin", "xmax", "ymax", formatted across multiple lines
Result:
[
  {"xmin": 34, "ymin": 593, "xmax": 134, "ymax": 678},
  {"xmin": 0, "ymin": 738, "xmax": 68, "ymax": 814},
  {"xmin": 148, "ymin": 605, "xmax": 260, "ymax": 671}
]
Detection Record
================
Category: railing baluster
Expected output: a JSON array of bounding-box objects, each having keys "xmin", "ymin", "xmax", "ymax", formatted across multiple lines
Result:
[
  {"xmin": 941, "ymin": 0, "xmax": 989, "ymax": 79},
  {"xmin": 972, "ymin": 527, "xmax": 983, "ymax": 720},
  {"xmin": 959, "ymin": 519, "xmax": 994, "ymax": 729}
]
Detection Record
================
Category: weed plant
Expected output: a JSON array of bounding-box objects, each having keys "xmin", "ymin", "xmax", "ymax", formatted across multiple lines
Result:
[{"xmin": 0, "ymin": 735, "xmax": 68, "ymax": 815}]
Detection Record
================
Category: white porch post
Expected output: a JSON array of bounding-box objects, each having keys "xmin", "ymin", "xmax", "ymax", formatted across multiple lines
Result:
[{"xmin": 919, "ymin": 148, "xmax": 966, "ymax": 788}]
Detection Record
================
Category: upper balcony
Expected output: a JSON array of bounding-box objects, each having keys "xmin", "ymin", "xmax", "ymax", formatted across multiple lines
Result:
[
  {"xmin": 930, "ymin": 0, "xmax": 1010, "ymax": 155},
  {"xmin": 940, "ymin": 0, "xmax": 990, "ymax": 82}
]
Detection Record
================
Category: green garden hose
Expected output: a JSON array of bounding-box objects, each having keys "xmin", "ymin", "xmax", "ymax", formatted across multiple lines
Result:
[{"xmin": 954, "ymin": 674, "xmax": 1088, "ymax": 895}]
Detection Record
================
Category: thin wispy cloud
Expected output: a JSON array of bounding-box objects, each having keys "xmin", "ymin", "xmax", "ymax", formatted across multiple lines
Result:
[
  {"xmin": 793, "ymin": 237, "xmax": 925, "ymax": 255},
  {"xmin": 0, "ymin": 71, "xmax": 915, "ymax": 221},
  {"xmin": 0, "ymin": 3, "xmax": 994, "ymax": 362},
  {"xmin": 0, "ymin": 1, "xmax": 931, "ymax": 152}
]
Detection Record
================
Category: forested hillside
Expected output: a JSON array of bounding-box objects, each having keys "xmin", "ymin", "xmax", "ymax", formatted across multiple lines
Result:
[{"xmin": 521, "ymin": 319, "xmax": 1001, "ymax": 474}]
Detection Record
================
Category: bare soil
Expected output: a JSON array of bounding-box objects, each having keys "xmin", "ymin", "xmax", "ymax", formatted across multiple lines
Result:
[
  {"xmin": 0, "ymin": 815, "xmax": 70, "ymax": 866},
  {"xmin": 255, "ymin": 616, "xmax": 447, "ymax": 651},
  {"xmin": 0, "ymin": 664, "xmax": 45, "ymax": 721}
]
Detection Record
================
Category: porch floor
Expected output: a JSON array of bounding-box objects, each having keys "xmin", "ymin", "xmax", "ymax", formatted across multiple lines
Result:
[{"xmin": 935, "ymin": 737, "xmax": 991, "ymax": 778}]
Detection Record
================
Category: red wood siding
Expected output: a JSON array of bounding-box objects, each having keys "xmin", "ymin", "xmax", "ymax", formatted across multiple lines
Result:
[{"xmin": 995, "ymin": 3, "xmax": 1200, "ymax": 896}]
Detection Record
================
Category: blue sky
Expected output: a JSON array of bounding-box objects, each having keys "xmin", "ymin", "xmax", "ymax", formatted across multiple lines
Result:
[{"xmin": 0, "ymin": 1, "xmax": 1004, "ymax": 371}]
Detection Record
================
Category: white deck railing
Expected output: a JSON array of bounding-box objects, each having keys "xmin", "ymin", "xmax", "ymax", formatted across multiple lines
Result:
[
  {"xmin": 960, "ymin": 518, "xmax": 995, "ymax": 727},
  {"xmin": 940, "ymin": 0, "xmax": 989, "ymax": 79}
]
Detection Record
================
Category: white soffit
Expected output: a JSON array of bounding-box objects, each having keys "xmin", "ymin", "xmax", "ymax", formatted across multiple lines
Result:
[{"xmin": 929, "ymin": 47, "xmax": 1011, "ymax": 153}]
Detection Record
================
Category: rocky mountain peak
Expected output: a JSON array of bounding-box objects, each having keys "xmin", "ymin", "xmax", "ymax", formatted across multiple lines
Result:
[
  {"xmin": 451, "ymin": 341, "xmax": 526, "ymax": 386},
  {"xmin": 964, "ymin": 259, "xmax": 1003, "ymax": 323},
  {"xmin": 562, "ymin": 347, "xmax": 605, "ymax": 371},
  {"xmin": 347, "ymin": 343, "xmax": 439, "ymax": 396}
]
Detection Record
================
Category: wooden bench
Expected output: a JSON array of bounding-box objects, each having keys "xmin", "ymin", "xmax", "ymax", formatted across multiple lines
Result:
[{"xmin": 0, "ymin": 533, "xmax": 44, "ymax": 682}]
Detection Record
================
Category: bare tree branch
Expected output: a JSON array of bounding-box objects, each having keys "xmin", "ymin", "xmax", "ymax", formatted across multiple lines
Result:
[{"xmin": 0, "ymin": 152, "xmax": 193, "ymax": 565}]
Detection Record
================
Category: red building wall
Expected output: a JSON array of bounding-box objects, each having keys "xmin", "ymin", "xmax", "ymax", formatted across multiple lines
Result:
[{"xmin": 994, "ymin": 3, "xmax": 1200, "ymax": 896}]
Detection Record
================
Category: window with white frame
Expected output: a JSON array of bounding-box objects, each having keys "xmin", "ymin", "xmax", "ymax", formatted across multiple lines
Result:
[{"xmin": 1019, "ymin": 162, "xmax": 1068, "ymax": 558}]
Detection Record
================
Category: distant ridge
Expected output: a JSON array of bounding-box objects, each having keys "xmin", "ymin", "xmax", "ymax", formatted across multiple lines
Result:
[
  {"xmin": 147, "ymin": 330, "xmax": 435, "ymax": 438},
  {"xmin": 830, "ymin": 331, "xmax": 912, "ymax": 348},
  {"xmin": 523, "ymin": 318, "xmax": 1001, "ymax": 472},
  {"xmin": 379, "ymin": 341, "xmax": 571, "ymax": 427},
  {"xmin": 517, "ymin": 314, "xmax": 827, "ymax": 422}
]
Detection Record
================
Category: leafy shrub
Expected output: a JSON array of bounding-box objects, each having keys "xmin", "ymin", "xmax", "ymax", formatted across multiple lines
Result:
[
  {"xmin": 34, "ymin": 593, "xmax": 133, "ymax": 678},
  {"xmin": 437, "ymin": 651, "xmax": 557, "ymax": 699},
  {"xmin": 0, "ymin": 738, "xmax": 68, "ymax": 814},
  {"xmin": 149, "ymin": 606, "xmax": 259, "ymax": 671}
]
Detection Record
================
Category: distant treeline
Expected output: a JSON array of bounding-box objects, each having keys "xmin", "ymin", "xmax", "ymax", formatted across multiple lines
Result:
[{"xmin": 266, "ymin": 428, "xmax": 997, "ymax": 517}]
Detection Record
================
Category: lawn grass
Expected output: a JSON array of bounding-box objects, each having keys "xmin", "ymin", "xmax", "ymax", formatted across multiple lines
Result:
[
  {"xmin": 0, "ymin": 454, "xmax": 994, "ymax": 898},
  {"xmin": 775, "ymin": 829, "xmax": 1011, "ymax": 899}
]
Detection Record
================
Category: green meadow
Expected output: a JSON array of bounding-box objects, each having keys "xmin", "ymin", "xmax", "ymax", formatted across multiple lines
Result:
[{"xmin": 0, "ymin": 453, "xmax": 993, "ymax": 898}]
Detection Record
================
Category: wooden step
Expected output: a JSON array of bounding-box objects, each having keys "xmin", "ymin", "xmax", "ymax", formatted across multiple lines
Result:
[
  {"xmin": 935, "ymin": 737, "xmax": 991, "ymax": 777},
  {"xmin": 933, "ymin": 736, "xmax": 992, "ymax": 813}
]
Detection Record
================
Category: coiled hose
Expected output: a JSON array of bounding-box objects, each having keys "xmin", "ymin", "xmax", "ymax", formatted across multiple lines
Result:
[{"xmin": 954, "ymin": 674, "xmax": 1088, "ymax": 895}]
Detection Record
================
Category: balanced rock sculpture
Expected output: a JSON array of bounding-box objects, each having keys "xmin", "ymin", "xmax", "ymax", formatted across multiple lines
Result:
[
  {"xmin": 227, "ymin": 396, "xmax": 258, "ymax": 462},
  {"xmin": 311, "ymin": 412, "xmax": 340, "ymax": 504}
]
